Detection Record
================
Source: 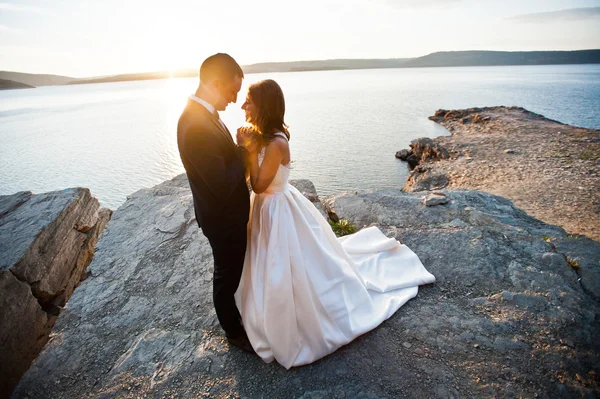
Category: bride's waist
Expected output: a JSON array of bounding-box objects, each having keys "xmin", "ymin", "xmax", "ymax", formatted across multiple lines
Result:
[{"xmin": 262, "ymin": 184, "xmax": 289, "ymax": 195}]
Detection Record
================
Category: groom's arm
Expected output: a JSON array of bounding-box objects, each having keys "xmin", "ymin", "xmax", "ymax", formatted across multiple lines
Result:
[
  {"xmin": 235, "ymin": 145, "xmax": 250, "ymax": 167},
  {"xmin": 182, "ymin": 129, "xmax": 246, "ymax": 200}
]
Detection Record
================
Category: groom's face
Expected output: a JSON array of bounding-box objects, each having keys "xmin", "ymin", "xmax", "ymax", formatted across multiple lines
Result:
[{"xmin": 213, "ymin": 75, "xmax": 243, "ymax": 111}]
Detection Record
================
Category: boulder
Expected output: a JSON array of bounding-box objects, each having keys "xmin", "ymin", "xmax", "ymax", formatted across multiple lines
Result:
[
  {"xmin": 395, "ymin": 138, "xmax": 450, "ymax": 172},
  {"xmin": 395, "ymin": 149, "xmax": 420, "ymax": 169},
  {"xmin": 409, "ymin": 138, "xmax": 450, "ymax": 163},
  {"xmin": 12, "ymin": 178, "xmax": 600, "ymax": 398},
  {"xmin": 0, "ymin": 188, "xmax": 110, "ymax": 397},
  {"xmin": 395, "ymin": 149, "xmax": 410, "ymax": 160},
  {"xmin": 404, "ymin": 165, "xmax": 450, "ymax": 192},
  {"xmin": 405, "ymin": 154, "xmax": 419, "ymax": 169}
]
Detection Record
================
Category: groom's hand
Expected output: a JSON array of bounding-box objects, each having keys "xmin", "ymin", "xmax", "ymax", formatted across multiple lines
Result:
[{"xmin": 237, "ymin": 126, "xmax": 259, "ymax": 153}]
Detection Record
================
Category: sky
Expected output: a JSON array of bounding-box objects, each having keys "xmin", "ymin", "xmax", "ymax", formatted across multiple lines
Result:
[{"xmin": 1, "ymin": 0, "xmax": 599, "ymax": 77}]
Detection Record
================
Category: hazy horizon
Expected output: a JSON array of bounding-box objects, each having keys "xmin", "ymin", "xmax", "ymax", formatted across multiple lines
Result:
[
  {"xmin": 5, "ymin": 50, "xmax": 600, "ymax": 80},
  {"xmin": 1, "ymin": 0, "xmax": 600, "ymax": 78}
]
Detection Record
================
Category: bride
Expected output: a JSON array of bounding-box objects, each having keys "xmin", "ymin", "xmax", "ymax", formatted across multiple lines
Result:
[{"xmin": 234, "ymin": 79, "xmax": 435, "ymax": 369}]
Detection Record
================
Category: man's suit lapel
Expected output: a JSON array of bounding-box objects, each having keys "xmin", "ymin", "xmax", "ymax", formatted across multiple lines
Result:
[
  {"xmin": 188, "ymin": 99, "xmax": 235, "ymax": 147},
  {"xmin": 208, "ymin": 116, "xmax": 235, "ymax": 146}
]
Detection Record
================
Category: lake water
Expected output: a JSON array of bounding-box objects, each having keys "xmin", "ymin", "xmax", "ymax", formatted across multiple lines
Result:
[{"xmin": 1, "ymin": 64, "xmax": 599, "ymax": 209}]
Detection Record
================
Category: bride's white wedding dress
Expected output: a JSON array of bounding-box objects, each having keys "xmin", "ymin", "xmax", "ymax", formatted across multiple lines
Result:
[{"xmin": 234, "ymin": 132, "xmax": 435, "ymax": 369}]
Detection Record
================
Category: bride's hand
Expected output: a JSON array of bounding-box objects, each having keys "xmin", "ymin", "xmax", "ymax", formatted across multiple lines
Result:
[
  {"xmin": 237, "ymin": 126, "xmax": 259, "ymax": 153},
  {"xmin": 236, "ymin": 126, "xmax": 253, "ymax": 146}
]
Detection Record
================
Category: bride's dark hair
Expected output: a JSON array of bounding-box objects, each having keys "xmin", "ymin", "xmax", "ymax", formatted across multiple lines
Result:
[{"xmin": 248, "ymin": 79, "xmax": 290, "ymax": 146}]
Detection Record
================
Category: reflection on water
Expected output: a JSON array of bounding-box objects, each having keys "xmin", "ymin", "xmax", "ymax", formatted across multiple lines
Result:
[{"xmin": 1, "ymin": 64, "xmax": 599, "ymax": 209}]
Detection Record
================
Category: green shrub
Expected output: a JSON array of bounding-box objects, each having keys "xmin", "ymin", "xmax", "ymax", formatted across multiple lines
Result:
[{"xmin": 329, "ymin": 219, "xmax": 357, "ymax": 237}]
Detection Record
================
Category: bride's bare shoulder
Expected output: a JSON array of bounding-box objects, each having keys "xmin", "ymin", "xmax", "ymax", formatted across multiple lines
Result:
[
  {"xmin": 266, "ymin": 134, "xmax": 288, "ymax": 149},
  {"xmin": 264, "ymin": 134, "xmax": 290, "ymax": 164},
  {"xmin": 263, "ymin": 136, "xmax": 287, "ymax": 154}
]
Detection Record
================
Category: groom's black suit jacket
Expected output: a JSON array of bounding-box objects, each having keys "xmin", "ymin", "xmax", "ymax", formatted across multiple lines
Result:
[{"xmin": 177, "ymin": 99, "xmax": 250, "ymax": 235}]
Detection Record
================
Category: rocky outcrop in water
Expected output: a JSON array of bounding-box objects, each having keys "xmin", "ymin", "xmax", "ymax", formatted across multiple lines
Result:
[
  {"xmin": 0, "ymin": 188, "xmax": 111, "ymax": 398},
  {"xmin": 395, "ymin": 137, "xmax": 450, "ymax": 170},
  {"xmin": 12, "ymin": 175, "xmax": 599, "ymax": 398},
  {"xmin": 399, "ymin": 106, "xmax": 600, "ymax": 241}
]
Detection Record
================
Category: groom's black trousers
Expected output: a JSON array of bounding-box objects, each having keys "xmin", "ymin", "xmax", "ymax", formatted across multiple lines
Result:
[{"xmin": 202, "ymin": 223, "xmax": 247, "ymax": 339}]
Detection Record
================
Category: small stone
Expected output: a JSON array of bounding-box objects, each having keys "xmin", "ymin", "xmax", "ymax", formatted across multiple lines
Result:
[
  {"xmin": 559, "ymin": 339, "xmax": 575, "ymax": 348},
  {"xmin": 504, "ymin": 149, "xmax": 515, "ymax": 154},
  {"xmin": 423, "ymin": 193, "xmax": 450, "ymax": 207},
  {"xmin": 501, "ymin": 291, "xmax": 515, "ymax": 301},
  {"xmin": 403, "ymin": 342, "xmax": 412, "ymax": 349},
  {"xmin": 474, "ymin": 344, "xmax": 480, "ymax": 348}
]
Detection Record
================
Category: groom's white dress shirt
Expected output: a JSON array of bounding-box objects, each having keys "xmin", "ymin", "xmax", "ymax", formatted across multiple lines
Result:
[{"xmin": 189, "ymin": 94, "xmax": 226, "ymax": 130}]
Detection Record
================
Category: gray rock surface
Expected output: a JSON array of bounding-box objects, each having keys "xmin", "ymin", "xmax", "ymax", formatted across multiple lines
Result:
[
  {"xmin": 0, "ymin": 188, "xmax": 111, "ymax": 398},
  {"xmin": 12, "ymin": 177, "xmax": 600, "ymax": 398},
  {"xmin": 404, "ymin": 165, "xmax": 450, "ymax": 192}
]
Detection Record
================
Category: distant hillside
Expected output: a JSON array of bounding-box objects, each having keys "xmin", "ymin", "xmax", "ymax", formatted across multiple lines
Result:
[
  {"xmin": 4, "ymin": 50, "xmax": 599, "ymax": 87},
  {"xmin": 68, "ymin": 60, "xmax": 412, "ymax": 85},
  {"xmin": 69, "ymin": 69, "xmax": 197, "ymax": 85},
  {"xmin": 402, "ymin": 50, "xmax": 600, "ymax": 68},
  {"xmin": 0, "ymin": 71, "xmax": 73, "ymax": 86},
  {"xmin": 0, "ymin": 78, "xmax": 35, "ymax": 90},
  {"xmin": 243, "ymin": 58, "xmax": 412, "ymax": 74}
]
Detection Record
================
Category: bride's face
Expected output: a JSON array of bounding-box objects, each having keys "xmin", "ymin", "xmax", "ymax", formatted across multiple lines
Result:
[{"xmin": 241, "ymin": 94, "xmax": 258, "ymax": 123}]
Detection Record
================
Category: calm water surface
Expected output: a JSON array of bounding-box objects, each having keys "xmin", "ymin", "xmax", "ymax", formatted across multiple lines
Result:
[{"xmin": 1, "ymin": 64, "xmax": 599, "ymax": 209}]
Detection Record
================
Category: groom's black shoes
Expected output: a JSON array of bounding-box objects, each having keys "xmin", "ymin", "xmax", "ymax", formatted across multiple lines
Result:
[{"xmin": 227, "ymin": 334, "xmax": 256, "ymax": 354}]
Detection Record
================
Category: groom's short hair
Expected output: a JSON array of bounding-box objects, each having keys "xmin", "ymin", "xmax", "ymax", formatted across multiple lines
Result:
[{"xmin": 200, "ymin": 53, "xmax": 244, "ymax": 84}]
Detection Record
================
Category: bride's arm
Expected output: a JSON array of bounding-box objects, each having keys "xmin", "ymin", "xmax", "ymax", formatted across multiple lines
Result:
[{"xmin": 248, "ymin": 138, "xmax": 286, "ymax": 194}]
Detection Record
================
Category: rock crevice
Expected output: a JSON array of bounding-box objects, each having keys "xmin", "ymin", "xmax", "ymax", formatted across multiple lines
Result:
[{"xmin": 0, "ymin": 188, "xmax": 111, "ymax": 397}]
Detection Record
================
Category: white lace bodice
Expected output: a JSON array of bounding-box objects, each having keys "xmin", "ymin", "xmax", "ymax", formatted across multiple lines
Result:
[{"xmin": 257, "ymin": 132, "xmax": 291, "ymax": 194}]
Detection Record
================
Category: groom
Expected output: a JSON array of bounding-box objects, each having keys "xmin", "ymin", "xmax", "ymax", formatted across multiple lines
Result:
[{"xmin": 177, "ymin": 53, "xmax": 253, "ymax": 353}]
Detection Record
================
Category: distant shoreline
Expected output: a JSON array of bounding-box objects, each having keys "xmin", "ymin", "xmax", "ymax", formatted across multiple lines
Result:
[
  {"xmin": 0, "ymin": 79, "xmax": 35, "ymax": 90},
  {"xmin": 2, "ymin": 49, "xmax": 599, "ymax": 88},
  {"xmin": 57, "ymin": 61, "xmax": 600, "ymax": 87}
]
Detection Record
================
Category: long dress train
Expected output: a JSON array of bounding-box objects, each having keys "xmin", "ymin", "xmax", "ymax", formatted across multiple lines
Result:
[{"xmin": 234, "ymin": 132, "xmax": 435, "ymax": 369}]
